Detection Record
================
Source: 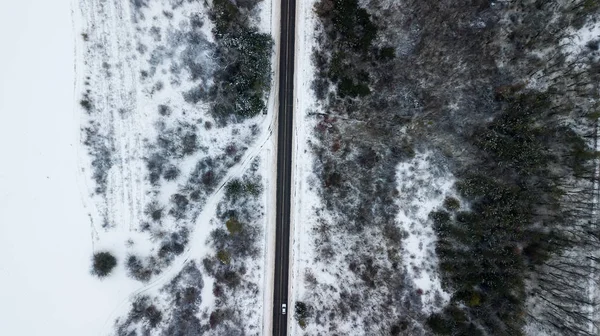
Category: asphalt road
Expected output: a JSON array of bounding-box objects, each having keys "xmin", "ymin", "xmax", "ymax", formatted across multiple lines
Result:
[{"xmin": 272, "ymin": 0, "xmax": 296, "ymax": 333}]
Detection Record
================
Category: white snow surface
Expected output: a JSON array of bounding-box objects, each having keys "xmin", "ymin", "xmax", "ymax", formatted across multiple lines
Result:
[
  {"xmin": 562, "ymin": 20, "xmax": 600, "ymax": 60},
  {"xmin": 0, "ymin": 1, "xmax": 139, "ymax": 335},
  {"xmin": 395, "ymin": 152, "xmax": 453, "ymax": 313},
  {"xmin": 289, "ymin": 0, "xmax": 320, "ymax": 333}
]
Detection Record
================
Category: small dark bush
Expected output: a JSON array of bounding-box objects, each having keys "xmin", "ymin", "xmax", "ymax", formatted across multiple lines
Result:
[
  {"xmin": 442, "ymin": 197, "xmax": 460, "ymax": 211},
  {"xmin": 151, "ymin": 209, "xmax": 162, "ymax": 221},
  {"xmin": 80, "ymin": 98, "xmax": 92, "ymax": 111},
  {"xmin": 225, "ymin": 217, "xmax": 243, "ymax": 234},
  {"xmin": 294, "ymin": 301, "xmax": 309, "ymax": 320},
  {"xmin": 221, "ymin": 270, "xmax": 240, "ymax": 288},
  {"xmin": 92, "ymin": 251, "xmax": 117, "ymax": 277},
  {"xmin": 163, "ymin": 165, "xmax": 180, "ymax": 181},
  {"xmin": 158, "ymin": 104, "xmax": 171, "ymax": 116},
  {"xmin": 225, "ymin": 179, "xmax": 244, "ymax": 197},
  {"xmin": 169, "ymin": 193, "xmax": 189, "ymax": 219},
  {"xmin": 225, "ymin": 178, "xmax": 262, "ymax": 200},
  {"xmin": 158, "ymin": 241, "xmax": 185, "ymax": 258},
  {"xmin": 216, "ymin": 250, "xmax": 231, "ymax": 264},
  {"xmin": 130, "ymin": 296, "xmax": 163, "ymax": 328},
  {"xmin": 181, "ymin": 133, "xmax": 198, "ymax": 156}
]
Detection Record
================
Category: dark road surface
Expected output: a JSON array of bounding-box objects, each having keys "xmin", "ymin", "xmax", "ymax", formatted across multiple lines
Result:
[{"xmin": 272, "ymin": 0, "xmax": 296, "ymax": 334}]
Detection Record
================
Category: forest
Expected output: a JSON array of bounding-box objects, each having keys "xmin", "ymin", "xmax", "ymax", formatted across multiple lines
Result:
[{"xmin": 299, "ymin": 0, "xmax": 600, "ymax": 335}]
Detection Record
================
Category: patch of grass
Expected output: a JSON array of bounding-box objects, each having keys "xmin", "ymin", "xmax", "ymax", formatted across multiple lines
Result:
[{"xmin": 298, "ymin": 318, "xmax": 307, "ymax": 329}]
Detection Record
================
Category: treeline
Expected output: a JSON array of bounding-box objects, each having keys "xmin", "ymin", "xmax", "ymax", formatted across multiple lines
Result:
[
  {"xmin": 425, "ymin": 1, "xmax": 600, "ymax": 334},
  {"xmin": 429, "ymin": 92, "xmax": 598, "ymax": 335},
  {"xmin": 204, "ymin": 0, "xmax": 273, "ymax": 122}
]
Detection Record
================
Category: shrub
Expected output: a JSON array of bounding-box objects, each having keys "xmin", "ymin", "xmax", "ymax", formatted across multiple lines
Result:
[
  {"xmin": 225, "ymin": 178, "xmax": 262, "ymax": 199},
  {"xmin": 157, "ymin": 104, "xmax": 171, "ymax": 116},
  {"xmin": 443, "ymin": 197, "xmax": 460, "ymax": 211},
  {"xmin": 225, "ymin": 217, "xmax": 243, "ymax": 234},
  {"xmin": 298, "ymin": 319, "xmax": 307, "ymax": 329},
  {"xmin": 426, "ymin": 313, "xmax": 453, "ymax": 335},
  {"xmin": 294, "ymin": 301, "xmax": 309, "ymax": 320},
  {"xmin": 181, "ymin": 133, "xmax": 198, "ymax": 156},
  {"xmin": 169, "ymin": 194, "xmax": 189, "ymax": 219},
  {"xmin": 216, "ymin": 250, "xmax": 231, "ymax": 264},
  {"xmin": 92, "ymin": 251, "xmax": 117, "ymax": 277},
  {"xmin": 225, "ymin": 179, "xmax": 244, "ymax": 197},
  {"xmin": 126, "ymin": 255, "xmax": 152, "ymax": 282},
  {"xmin": 151, "ymin": 209, "xmax": 162, "ymax": 221},
  {"xmin": 80, "ymin": 98, "xmax": 92, "ymax": 111},
  {"xmin": 163, "ymin": 165, "xmax": 180, "ymax": 181},
  {"xmin": 130, "ymin": 296, "xmax": 163, "ymax": 328}
]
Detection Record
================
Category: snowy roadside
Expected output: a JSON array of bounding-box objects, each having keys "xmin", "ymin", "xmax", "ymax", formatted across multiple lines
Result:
[
  {"xmin": 258, "ymin": 0, "xmax": 281, "ymax": 332},
  {"xmin": 289, "ymin": 0, "xmax": 319, "ymax": 334}
]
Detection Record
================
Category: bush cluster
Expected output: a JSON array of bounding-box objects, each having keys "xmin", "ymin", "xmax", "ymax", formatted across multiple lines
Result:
[{"xmin": 206, "ymin": 0, "xmax": 273, "ymax": 121}]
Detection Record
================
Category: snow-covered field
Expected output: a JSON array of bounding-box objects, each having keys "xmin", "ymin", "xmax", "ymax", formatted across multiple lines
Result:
[{"xmin": 0, "ymin": 1, "xmax": 140, "ymax": 335}]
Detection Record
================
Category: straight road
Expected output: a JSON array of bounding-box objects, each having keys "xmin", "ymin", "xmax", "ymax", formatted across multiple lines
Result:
[{"xmin": 272, "ymin": 0, "xmax": 296, "ymax": 333}]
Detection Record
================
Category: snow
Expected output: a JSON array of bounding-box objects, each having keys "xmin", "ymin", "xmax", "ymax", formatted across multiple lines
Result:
[
  {"xmin": 562, "ymin": 20, "xmax": 600, "ymax": 60},
  {"xmin": 258, "ymin": 0, "xmax": 280, "ymax": 333},
  {"xmin": 289, "ymin": 0, "xmax": 321, "ymax": 333},
  {"xmin": 395, "ymin": 152, "xmax": 453, "ymax": 313},
  {"xmin": 288, "ymin": 0, "xmax": 454, "ymax": 331},
  {"xmin": 0, "ymin": 0, "xmax": 139, "ymax": 335}
]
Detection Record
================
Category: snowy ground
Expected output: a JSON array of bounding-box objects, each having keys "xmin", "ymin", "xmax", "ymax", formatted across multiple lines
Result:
[
  {"xmin": 0, "ymin": 1, "xmax": 140, "ymax": 335},
  {"xmin": 289, "ymin": 0, "xmax": 320, "ymax": 333},
  {"xmin": 395, "ymin": 152, "xmax": 453, "ymax": 313},
  {"xmin": 74, "ymin": 0, "xmax": 267, "ymax": 278}
]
